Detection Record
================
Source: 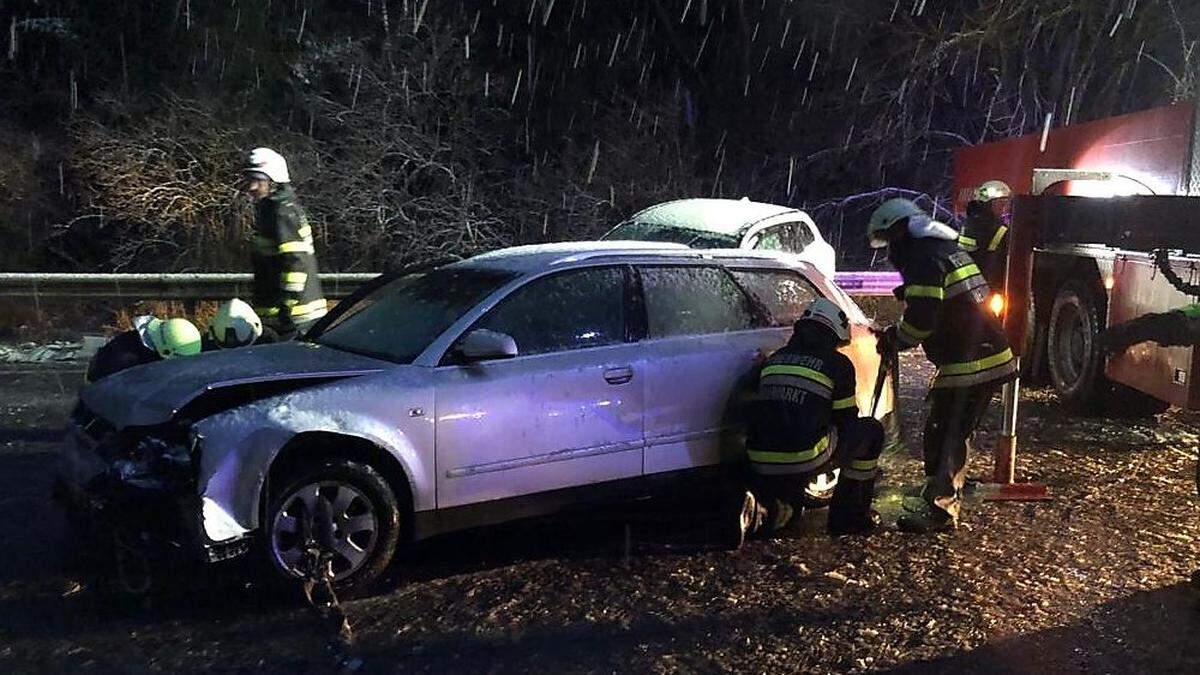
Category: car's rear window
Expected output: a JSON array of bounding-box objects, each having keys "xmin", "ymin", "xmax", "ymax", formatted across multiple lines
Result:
[
  {"xmin": 639, "ymin": 266, "xmax": 757, "ymax": 338},
  {"xmin": 605, "ymin": 221, "xmax": 739, "ymax": 249},
  {"xmin": 315, "ymin": 268, "xmax": 516, "ymax": 363}
]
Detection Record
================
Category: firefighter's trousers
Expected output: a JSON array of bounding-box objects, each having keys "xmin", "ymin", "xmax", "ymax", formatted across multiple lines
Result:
[
  {"xmin": 752, "ymin": 417, "xmax": 884, "ymax": 529},
  {"xmin": 922, "ymin": 383, "xmax": 999, "ymax": 521}
]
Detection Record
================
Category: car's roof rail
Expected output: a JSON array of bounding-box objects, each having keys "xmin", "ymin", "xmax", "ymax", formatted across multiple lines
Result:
[
  {"xmin": 549, "ymin": 246, "xmax": 806, "ymax": 267},
  {"xmin": 548, "ymin": 245, "xmax": 696, "ymax": 265}
]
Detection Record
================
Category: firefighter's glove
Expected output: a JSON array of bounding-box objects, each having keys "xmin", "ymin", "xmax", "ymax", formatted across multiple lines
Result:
[{"xmin": 876, "ymin": 325, "xmax": 900, "ymax": 356}]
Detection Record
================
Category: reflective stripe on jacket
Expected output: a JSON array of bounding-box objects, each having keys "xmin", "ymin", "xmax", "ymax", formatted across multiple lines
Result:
[
  {"xmin": 251, "ymin": 184, "xmax": 327, "ymax": 330},
  {"xmin": 745, "ymin": 326, "xmax": 860, "ymax": 475},
  {"xmin": 893, "ymin": 236, "xmax": 1016, "ymax": 390}
]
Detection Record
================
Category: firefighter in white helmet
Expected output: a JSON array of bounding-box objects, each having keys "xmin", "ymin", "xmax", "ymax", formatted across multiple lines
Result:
[
  {"xmin": 869, "ymin": 198, "xmax": 1016, "ymax": 533},
  {"xmin": 958, "ymin": 179, "xmax": 1012, "ymax": 289},
  {"xmin": 243, "ymin": 147, "xmax": 327, "ymax": 339},
  {"xmin": 206, "ymin": 298, "xmax": 268, "ymax": 349},
  {"xmin": 744, "ymin": 298, "xmax": 884, "ymax": 537}
]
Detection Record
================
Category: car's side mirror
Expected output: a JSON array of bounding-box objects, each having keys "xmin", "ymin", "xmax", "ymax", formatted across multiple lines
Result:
[{"xmin": 458, "ymin": 329, "xmax": 519, "ymax": 362}]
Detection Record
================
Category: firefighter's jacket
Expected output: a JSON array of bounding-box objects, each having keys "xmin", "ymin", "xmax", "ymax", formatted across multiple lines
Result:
[
  {"xmin": 85, "ymin": 330, "xmax": 159, "ymax": 382},
  {"xmin": 251, "ymin": 184, "xmax": 327, "ymax": 331},
  {"xmin": 892, "ymin": 228, "xmax": 1017, "ymax": 390},
  {"xmin": 957, "ymin": 200, "xmax": 1008, "ymax": 289},
  {"xmin": 745, "ymin": 324, "xmax": 864, "ymax": 476}
]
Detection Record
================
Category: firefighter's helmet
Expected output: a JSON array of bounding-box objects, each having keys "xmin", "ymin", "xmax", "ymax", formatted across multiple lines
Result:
[
  {"xmin": 975, "ymin": 180, "xmax": 1012, "ymax": 202},
  {"xmin": 139, "ymin": 317, "xmax": 203, "ymax": 359},
  {"xmin": 798, "ymin": 297, "xmax": 851, "ymax": 345},
  {"xmin": 209, "ymin": 298, "xmax": 263, "ymax": 348},
  {"xmin": 867, "ymin": 198, "xmax": 926, "ymax": 249},
  {"xmin": 244, "ymin": 147, "xmax": 290, "ymax": 183}
]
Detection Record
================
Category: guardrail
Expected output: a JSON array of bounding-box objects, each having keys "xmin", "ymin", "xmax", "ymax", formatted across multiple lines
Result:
[
  {"xmin": 0, "ymin": 271, "xmax": 902, "ymax": 300},
  {"xmin": 0, "ymin": 273, "xmax": 378, "ymax": 301},
  {"xmin": 833, "ymin": 271, "xmax": 903, "ymax": 296}
]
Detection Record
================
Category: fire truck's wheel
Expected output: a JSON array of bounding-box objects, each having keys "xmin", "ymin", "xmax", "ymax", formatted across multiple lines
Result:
[
  {"xmin": 1047, "ymin": 280, "xmax": 1107, "ymax": 412},
  {"xmin": 264, "ymin": 458, "xmax": 401, "ymax": 599}
]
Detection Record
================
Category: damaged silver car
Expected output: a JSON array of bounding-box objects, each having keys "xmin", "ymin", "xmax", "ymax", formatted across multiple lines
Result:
[{"xmin": 57, "ymin": 242, "xmax": 894, "ymax": 595}]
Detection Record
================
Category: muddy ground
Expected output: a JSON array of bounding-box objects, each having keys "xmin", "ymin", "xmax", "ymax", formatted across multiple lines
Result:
[{"xmin": 0, "ymin": 354, "xmax": 1198, "ymax": 674}]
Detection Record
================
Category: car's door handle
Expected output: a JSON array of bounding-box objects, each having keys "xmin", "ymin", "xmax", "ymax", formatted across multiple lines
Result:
[{"xmin": 603, "ymin": 366, "xmax": 634, "ymax": 385}]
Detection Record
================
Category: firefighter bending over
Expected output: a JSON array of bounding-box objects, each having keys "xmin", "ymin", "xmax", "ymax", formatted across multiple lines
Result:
[
  {"xmin": 869, "ymin": 199, "xmax": 1017, "ymax": 533},
  {"xmin": 243, "ymin": 147, "xmax": 328, "ymax": 339},
  {"xmin": 86, "ymin": 300, "xmax": 268, "ymax": 382},
  {"xmin": 957, "ymin": 180, "xmax": 1012, "ymax": 289},
  {"xmin": 745, "ymin": 298, "xmax": 884, "ymax": 537},
  {"xmin": 86, "ymin": 316, "xmax": 202, "ymax": 382}
]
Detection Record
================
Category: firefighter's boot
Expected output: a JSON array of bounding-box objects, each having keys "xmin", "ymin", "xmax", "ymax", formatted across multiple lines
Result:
[
  {"xmin": 896, "ymin": 502, "xmax": 954, "ymax": 534},
  {"xmin": 827, "ymin": 479, "xmax": 879, "ymax": 536}
]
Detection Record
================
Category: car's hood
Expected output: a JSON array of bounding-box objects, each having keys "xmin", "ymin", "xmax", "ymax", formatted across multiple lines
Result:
[{"xmin": 81, "ymin": 341, "xmax": 390, "ymax": 429}]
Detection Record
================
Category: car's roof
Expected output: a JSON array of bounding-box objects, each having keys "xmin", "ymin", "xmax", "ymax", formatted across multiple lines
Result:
[
  {"xmin": 452, "ymin": 241, "xmax": 816, "ymax": 274},
  {"xmin": 621, "ymin": 198, "xmax": 809, "ymax": 236}
]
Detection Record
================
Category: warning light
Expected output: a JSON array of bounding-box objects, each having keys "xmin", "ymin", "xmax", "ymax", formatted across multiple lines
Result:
[
  {"xmin": 1103, "ymin": 276, "xmax": 1114, "ymax": 290},
  {"xmin": 988, "ymin": 293, "xmax": 1006, "ymax": 317}
]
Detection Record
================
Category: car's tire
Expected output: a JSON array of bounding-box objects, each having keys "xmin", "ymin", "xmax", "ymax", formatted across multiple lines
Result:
[
  {"xmin": 264, "ymin": 458, "xmax": 401, "ymax": 599},
  {"xmin": 799, "ymin": 469, "xmax": 838, "ymax": 508},
  {"xmin": 1047, "ymin": 279, "xmax": 1108, "ymax": 412}
]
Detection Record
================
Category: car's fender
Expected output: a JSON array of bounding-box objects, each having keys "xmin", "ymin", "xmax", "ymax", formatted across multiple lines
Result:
[{"xmin": 191, "ymin": 372, "xmax": 436, "ymax": 543}]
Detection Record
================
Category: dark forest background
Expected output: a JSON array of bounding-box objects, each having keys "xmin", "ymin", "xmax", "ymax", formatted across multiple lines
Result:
[{"xmin": 0, "ymin": 0, "xmax": 1196, "ymax": 274}]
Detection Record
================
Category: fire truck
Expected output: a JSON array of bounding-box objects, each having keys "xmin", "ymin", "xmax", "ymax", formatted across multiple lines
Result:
[{"xmin": 952, "ymin": 102, "xmax": 1200, "ymax": 418}]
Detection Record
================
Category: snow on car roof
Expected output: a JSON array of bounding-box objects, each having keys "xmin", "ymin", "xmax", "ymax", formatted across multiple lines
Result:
[
  {"xmin": 624, "ymin": 198, "xmax": 807, "ymax": 236},
  {"xmin": 453, "ymin": 241, "xmax": 831, "ymax": 278},
  {"xmin": 456, "ymin": 241, "xmax": 691, "ymax": 271}
]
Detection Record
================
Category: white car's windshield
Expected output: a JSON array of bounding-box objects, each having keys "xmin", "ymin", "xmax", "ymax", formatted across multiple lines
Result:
[
  {"xmin": 605, "ymin": 221, "xmax": 739, "ymax": 249},
  {"xmin": 314, "ymin": 268, "xmax": 516, "ymax": 363}
]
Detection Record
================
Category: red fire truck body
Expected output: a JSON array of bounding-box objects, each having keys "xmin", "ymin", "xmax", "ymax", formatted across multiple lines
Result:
[{"xmin": 952, "ymin": 102, "xmax": 1200, "ymax": 411}]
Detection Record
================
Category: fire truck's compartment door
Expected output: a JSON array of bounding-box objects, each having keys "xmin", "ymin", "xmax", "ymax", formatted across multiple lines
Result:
[{"xmin": 1106, "ymin": 254, "xmax": 1200, "ymax": 409}]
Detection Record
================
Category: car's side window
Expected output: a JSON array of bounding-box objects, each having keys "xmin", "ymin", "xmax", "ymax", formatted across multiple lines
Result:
[
  {"xmin": 751, "ymin": 227, "xmax": 784, "ymax": 251},
  {"xmin": 474, "ymin": 267, "xmax": 626, "ymax": 356},
  {"xmin": 730, "ymin": 269, "xmax": 821, "ymax": 327},
  {"xmin": 639, "ymin": 266, "xmax": 756, "ymax": 338},
  {"xmin": 778, "ymin": 221, "xmax": 816, "ymax": 253}
]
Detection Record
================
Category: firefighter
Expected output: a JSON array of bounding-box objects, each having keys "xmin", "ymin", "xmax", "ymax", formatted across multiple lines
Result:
[
  {"xmin": 869, "ymin": 198, "xmax": 1017, "ymax": 533},
  {"xmin": 243, "ymin": 147, "xmax": 327, "ymax": 339},
  {"xmin": 205, "ymin": 298, "xmax": 271, "ymax": 349},
  {"xmin": 85, "ymin": 316, "xmax": 203, "ymax": 383},
  {"xmin": 745, "ymin": 298, "xmax": 884, "ymax": 537},
  {"xmin": 958, "ymin": 180, "xmax": 1012, "ymax": 289}
]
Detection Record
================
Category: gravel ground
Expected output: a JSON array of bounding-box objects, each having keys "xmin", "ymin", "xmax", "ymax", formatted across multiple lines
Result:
[{"xmin": 0, "ymin": 354, "xmax": 1197, "ymax": 674}]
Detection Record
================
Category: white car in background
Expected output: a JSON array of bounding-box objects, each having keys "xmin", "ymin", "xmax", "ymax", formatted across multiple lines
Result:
[{"xmin": 601, "ymin": 198, "xmax": 837, "ymax": 278}]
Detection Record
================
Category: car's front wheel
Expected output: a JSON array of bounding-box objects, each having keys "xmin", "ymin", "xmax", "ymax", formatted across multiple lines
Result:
[{"xmin": 264, "ymin": 458, "xmax": 401, "ymax": 598}]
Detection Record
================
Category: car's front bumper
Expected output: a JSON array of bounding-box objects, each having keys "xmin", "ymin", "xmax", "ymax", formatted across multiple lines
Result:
[{"xmin": 55, "ymin": 424, "xmax": 253, "ymax": 565}]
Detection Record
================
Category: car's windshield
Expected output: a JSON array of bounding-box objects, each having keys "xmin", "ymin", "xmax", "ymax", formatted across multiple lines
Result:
[
  {"xmin": 604, "ymin": 221, "xmax": 739, "ymax": 249},
  {"xmin": 314, "ymin": 268, "xmax": 516, "ymax": 363}
]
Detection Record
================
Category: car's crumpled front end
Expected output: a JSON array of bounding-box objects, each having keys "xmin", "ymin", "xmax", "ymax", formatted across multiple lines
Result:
[
  {"xmin": 54, "ymin": 342, "xmax": 392, "ymax": 572},
  {"xmin": 55, "ymin": 399, "xmax": 256, "ymax": 570}
]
